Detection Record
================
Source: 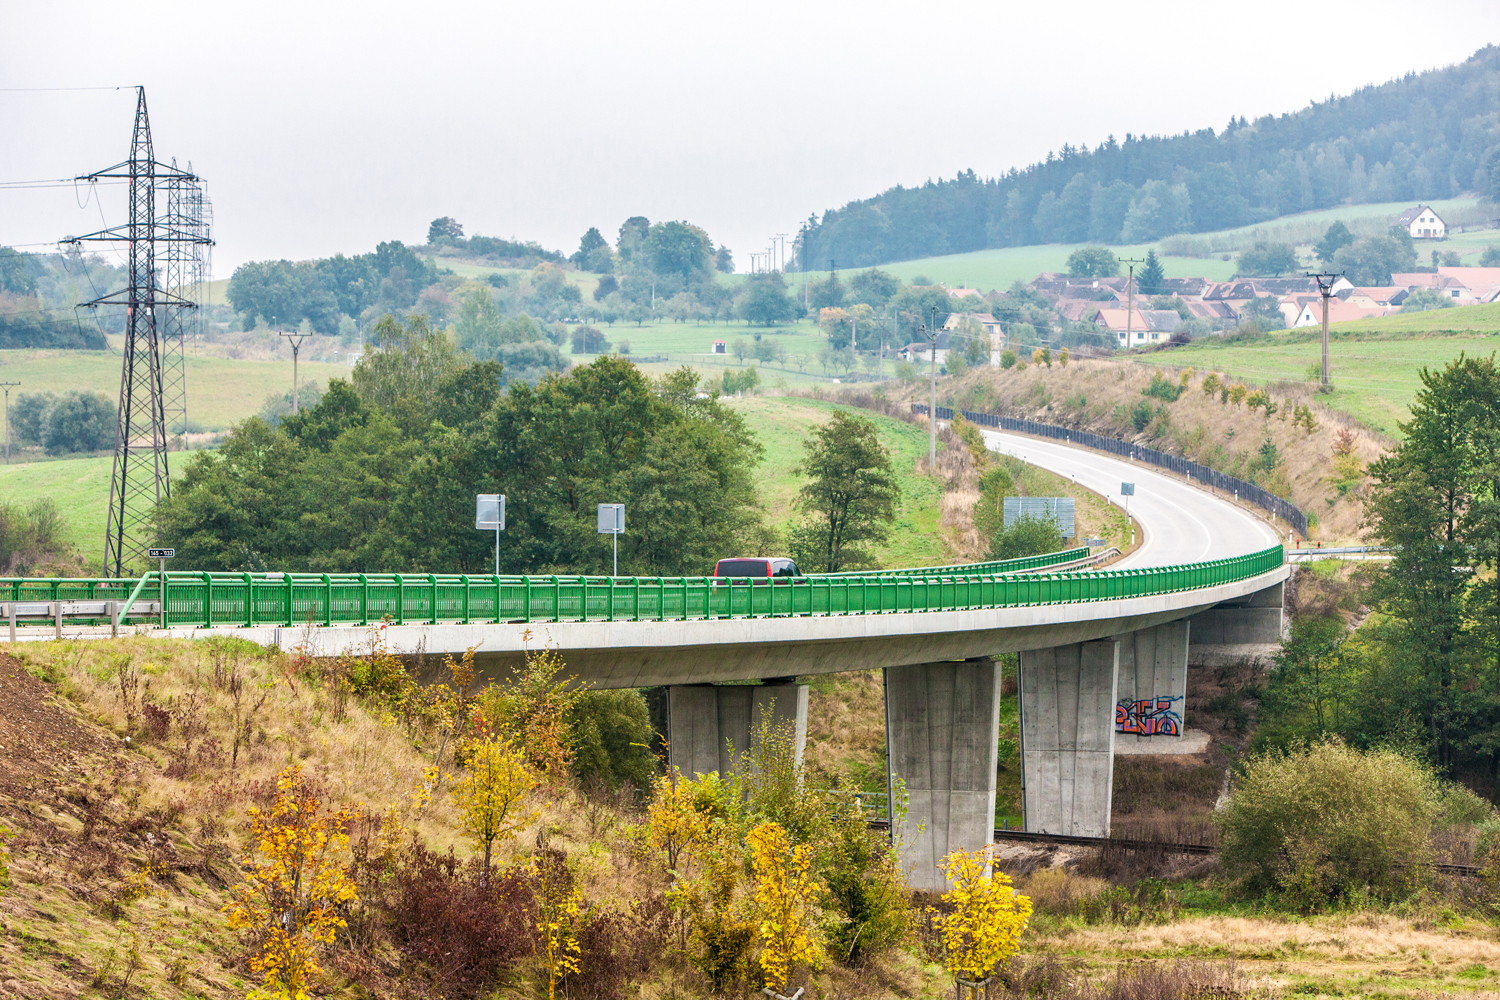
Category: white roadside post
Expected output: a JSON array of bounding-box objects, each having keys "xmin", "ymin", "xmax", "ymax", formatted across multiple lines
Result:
[
  {"xmin": 475, "ymin": 494, "xmax": 506, "ymax": 575},
  {"xmin": 1120, "ymin": 482, "xmax": 1135, "ymax": 547},
  {"xmin": 597, "ymin": 503, "xmax": 625, "ymax": 577},
  {"xmin": 148, "ymin": 547, "xmax": 174, "ymax": 629}
]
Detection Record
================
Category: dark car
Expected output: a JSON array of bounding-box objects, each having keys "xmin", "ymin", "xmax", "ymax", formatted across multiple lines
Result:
[{"xmin": 713, "ymin": 557, "xmax": 802, "ymax": 578}]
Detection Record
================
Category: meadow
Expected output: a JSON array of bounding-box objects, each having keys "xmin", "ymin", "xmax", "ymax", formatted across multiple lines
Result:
[
  {"xmin": 0, "ymin": 348, "xmax": 349, "ymax": 431},
  {"xmin": 725, "ymin": 396, "xmax": 946, "ymax": 569},
  {"xmin": 1133, "ymin": 307, "xmax": 1500, "ymax": 435}
]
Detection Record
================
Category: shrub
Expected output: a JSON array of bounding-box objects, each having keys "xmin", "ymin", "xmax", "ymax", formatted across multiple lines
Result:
[
  {"xmin": 0, "ymin": 498, "xmax": 70, "ymax": 575},
  {"xmin": 820, "ymin": 801, "xmax": 909, "ymax": 964},
  {"xmin": 570, "ymin": 689, "xmax": 657, "ymax": 792},
  {"xmin": 1216, "ymin": 740, "xmax": 1436, "ymax": 905},
  {"xmin": 1141, "ymin": 372, "xmax": 1182, "ymax": 403},
  {"xmin": 989, "ymin": 513, "xmax": 1064, "ymax": 561},
  {"xmin": 382, "ymin": 844, "xmax": 534, "ymax": 998},
  {"xmin": 1130, "ymin": 400, "xmax": 1154, "ymax": 431}
]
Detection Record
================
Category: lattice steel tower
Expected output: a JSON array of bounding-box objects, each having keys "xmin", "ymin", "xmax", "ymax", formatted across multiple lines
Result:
[
  {"xmin": 161, "ymin": 163, "xmax": 210, "ymax": 438},
  {"xmin": 64, "ymin": 87, "xmax": 213, "ymax": 577}
]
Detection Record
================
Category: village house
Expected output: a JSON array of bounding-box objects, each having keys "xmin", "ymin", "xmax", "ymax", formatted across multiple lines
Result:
[
  {"xmin": 1291, "ymin": 298, "xmax": 1389, "ymax": 327},
  {"xmin": 1338, "ymin": 286, "xmax": 1409, "ymax": 309},
  {"xmin": 942, "ymin": 311, "xmax": 1007, "ymax": 363},
  {"xmin": 1396, "ymin": 205, "xmax": 1447, "ymax": 239}
]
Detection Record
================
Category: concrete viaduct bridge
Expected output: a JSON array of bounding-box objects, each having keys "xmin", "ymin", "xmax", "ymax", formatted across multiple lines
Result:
[{"xmin": 5, "ymin": 430, "xmax": 1287, "ymax": 890}]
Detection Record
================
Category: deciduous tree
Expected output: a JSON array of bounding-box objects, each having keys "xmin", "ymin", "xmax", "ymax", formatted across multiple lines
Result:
[
  {"xmin": 450, "ymin": 736, "xmax": 538, "ymax": 874},
  {"xmin": 789, "ymin": 410, "xmax": 899, "ymax": 572},
  {"xmin": 747, "ymin": 822, "xmax": 821, "ymax": 995},
  {"xmin": 934, "ymin": 846, "xmax": 1032, "ymax": 989},
  {"xmin": 222, "ymin": 766, "xmax": 358, "ymax": 1000}
]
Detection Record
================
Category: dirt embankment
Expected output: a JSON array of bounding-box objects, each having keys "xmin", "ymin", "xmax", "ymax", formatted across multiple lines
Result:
[{"xmin": 886, "ymin": 359, "xmax": 1384, "ymax": 543}]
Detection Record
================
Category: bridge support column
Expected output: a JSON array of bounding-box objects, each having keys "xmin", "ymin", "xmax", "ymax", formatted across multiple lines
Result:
[
  {"xmin": 1187, "ymin": 581, "xmax": 1284, "ymax": 665},
  {"xmin": 885, "ymin": 658, "xmax": 1001, "ymax": 892},
  {"xmin": 1019, "ymin": 640, "xmax": 1118, "ymax": 837},
  {"xmin": 666, "ymin": 683, "xmax": 808, "ymax": 779},
  {"xmin": 1115, "ymin": 622, "xmax": 1190, "ymax": 745}
]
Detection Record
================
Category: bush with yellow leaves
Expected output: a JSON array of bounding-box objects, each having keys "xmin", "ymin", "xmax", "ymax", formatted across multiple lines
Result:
[
  {"xmin": 450, "ymin": 735, "xmax": 538, "ymax": 874},
  {"xmin": 747, "ymin": 821, "xmax": 822, "ymax": 995},
  {"xmin": 222, "ymin": 765, "xmax": 358, "ymax": 1000},
  {"xmin": 934, "ymin": 846, "xmax": 1032, "ymax": 990}
]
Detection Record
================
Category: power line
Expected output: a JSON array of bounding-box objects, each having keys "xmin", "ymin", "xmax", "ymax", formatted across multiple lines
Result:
[{"xmin": 0, "ymin": 86, "xmax": 133, "ymax": 92}]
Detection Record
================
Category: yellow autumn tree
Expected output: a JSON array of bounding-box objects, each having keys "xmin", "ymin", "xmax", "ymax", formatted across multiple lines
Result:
[
  {"xmin": 747, "ymin": 821, "xmax": 821, "ymax": 995},
  {"xmin": 533, "ymin": 852, "xmax": 584, "ymax": 1000},
  {"xmin": 647, "ymin": 768, "xmax": 710, "ymax": 878},
  {"xmin": 222, "ymin": 765, "xmax": 357, "ymax": 1000},
  {"xmin": 451, "ymin": 735, "xmax": 538, "ymax": 873},
  {"xmin": 934, "ymin": 846, "xmax": 1032, "ymax": 990}
]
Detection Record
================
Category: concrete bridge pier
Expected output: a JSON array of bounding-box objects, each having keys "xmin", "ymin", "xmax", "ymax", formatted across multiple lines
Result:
[
  {"xmin": 1114, "ymin": 622, "xmax": 1191, "ymax": 745},
  {"xmin": 666, "ymin": 682, "xmax": 809, "ymax": 779},
  {"xmin": 1019, "ymin": 640, "xmax": 1120, "ymax": 837},
  {"xmin": 884, "ymin": 658, "xmax": 1002, "ymax": 892}
]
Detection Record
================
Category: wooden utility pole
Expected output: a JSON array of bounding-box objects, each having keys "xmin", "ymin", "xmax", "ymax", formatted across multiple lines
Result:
[
  {"xmin": 1309, "ymin": 272, "xmax": 1341, "ymax": 388},
  {"xmin": 1119, "ymin": 258, "xmax": 1144, "ymax": 349}
]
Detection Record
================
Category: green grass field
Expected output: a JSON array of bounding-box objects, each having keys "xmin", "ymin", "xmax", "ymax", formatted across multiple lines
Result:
[
  {"xmin": 1133, "ymin": 327, "xmax": 1500, "ymax": 435},
  {"xmin": 0, "ymin": 454, "xmax": 173, "ymax": 559},
  {"xmin": 0, "ymin": 349, "xmax": 351, "ymax": 431},
  {"xmin": 724, "ymin": 396, "xmax": 947, "ymax": 569}
]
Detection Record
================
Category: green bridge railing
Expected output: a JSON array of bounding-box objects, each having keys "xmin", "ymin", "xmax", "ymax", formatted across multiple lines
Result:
[
  {"xmin": 819, "ymin": 547, "xmax": 1092, "ymax": 578},
  {"xmin": 3, "ymin": 545, "xmax": 1284, "ymax": 629}
]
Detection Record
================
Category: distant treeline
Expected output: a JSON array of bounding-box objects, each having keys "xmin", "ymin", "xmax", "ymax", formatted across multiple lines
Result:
[
  {"xmin": 0, "ymin": 312, "xmax": 107, "ymax": 350},
  {"xmin": 797, "ymin": 45, "xmax": 1500, "ymax": 268}
]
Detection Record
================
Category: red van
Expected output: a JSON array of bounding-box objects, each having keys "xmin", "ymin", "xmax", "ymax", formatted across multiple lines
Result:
[{"xmin": 713, "ymin": 557, "xmax": 802, "ymax": 578}]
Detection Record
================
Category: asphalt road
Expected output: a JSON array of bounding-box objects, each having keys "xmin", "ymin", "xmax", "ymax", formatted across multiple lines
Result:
[{"xmin": 978, "ymin": 428, "xmax": 1285, "ymax": 569}]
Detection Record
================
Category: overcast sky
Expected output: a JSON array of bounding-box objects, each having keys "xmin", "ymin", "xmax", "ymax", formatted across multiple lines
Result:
[{"xmin": 3, "ymin": 1, "xmax": 1498, "ymax": 276}]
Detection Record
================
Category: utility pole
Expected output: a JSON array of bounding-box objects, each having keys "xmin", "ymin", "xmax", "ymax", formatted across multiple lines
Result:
[
  {"xmin": 280, "ymin": 329, "xmax": 308, "ymax": 414},
  {"xmin": 1118, "ymin": 258, "xmax": 1143, "ymax": 350},
  {"xmin": 0, "ymin": 382, "xmax": 17, "ymax": 464},
  {"xmin": 925, "ymin": 306, "xmax": 938, "ymax": 472},
  {"xmin": 1309, "ymin": 272, "xmax": 1342, "ymax": 388}
]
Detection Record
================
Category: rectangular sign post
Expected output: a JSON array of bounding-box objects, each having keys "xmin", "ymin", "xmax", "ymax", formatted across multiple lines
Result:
[
  {"xmin": 475, "ymin": 495, "xmax": 506, "ymax": 576},
  {"xmin": 1120, "ymin": 483, "xmax": 1135, "ymax": 547},
  {"xmin": 147, "ymin": 548, "xmax": 174, "ymax": 628},
  {"xmin": 597, "ymin": 503, "xmax": 625, "ymax": 577}
]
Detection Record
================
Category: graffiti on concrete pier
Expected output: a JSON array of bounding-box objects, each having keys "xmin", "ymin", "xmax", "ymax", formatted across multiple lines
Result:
[{"xmin": 1115, "ymin": 696, "xmax": 1182, "ymax": 736}]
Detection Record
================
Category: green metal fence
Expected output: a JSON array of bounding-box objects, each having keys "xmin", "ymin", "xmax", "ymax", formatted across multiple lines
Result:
[
  {"xmin": 819, "ymin": 547, "xmax": 1091, "ymax": 578},
  {"xmin": 4, "ymin": 545, "xmax": 1282, "ymax": 629}
]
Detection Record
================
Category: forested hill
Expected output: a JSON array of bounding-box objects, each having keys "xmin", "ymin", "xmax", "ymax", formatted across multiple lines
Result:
[{"xmin": 796, "ymin": 45, "xmax": 1500, "ymax": 269}]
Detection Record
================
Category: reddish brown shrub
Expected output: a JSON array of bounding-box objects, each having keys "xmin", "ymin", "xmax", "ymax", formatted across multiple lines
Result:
[
  {"xmin": 383, "ymin": 843, "xmax": 534, "ymax": 998},
  {"xmin": 564, "ymin": 894, "xmax": 669, "ymax": 1000}
]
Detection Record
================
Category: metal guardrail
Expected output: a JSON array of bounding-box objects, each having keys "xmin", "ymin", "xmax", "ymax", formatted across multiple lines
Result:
[
  {"xmin": 2, "ymin": 545, "xmax": 1285, "ymax": 630},
  {"xmin": 1286, "ymin": 545, "xmax": 1391, "ymax": 559},
  {"xmin": 817, "ymin": 547, "xmax": 1091, "ymax": 578},
  {"xmin": 917, "ymin": 403, "xmax": 1310, "ymax": 537}
]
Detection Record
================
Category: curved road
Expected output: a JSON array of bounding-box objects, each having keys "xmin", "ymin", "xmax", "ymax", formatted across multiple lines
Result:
[{"xmin": 977, "ymin": 428, "xmax": 1284, "ymax": 568}]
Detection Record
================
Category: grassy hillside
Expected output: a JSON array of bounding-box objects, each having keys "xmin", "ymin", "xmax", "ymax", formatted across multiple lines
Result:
[
  {"xmin": 725, "ymin": 396, "xmax": 947, "ymax": 569},
  {"xmin": 0, "ymin": 455, "xmax": 134, "ymax": 559},
  {"xmin": 0, "ymin": 349, "xmax": 348, "ymax": 431},
  {"xmin": 787, "ymin": 198, "xmax": 1491, "ymax": 292},
  {"xmin": 1138, "ymin": 305, "xmax": 1500, "ymax": 435}
]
